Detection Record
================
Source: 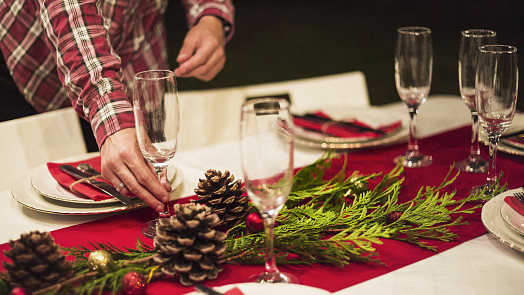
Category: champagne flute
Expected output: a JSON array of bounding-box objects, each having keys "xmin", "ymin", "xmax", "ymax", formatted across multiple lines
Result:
[
  {"xmin": 133, "ymin": 70, "xmax": 180, "ymax": 238},
  {"xmin": 457, "ymin": 29, "xmax": 497, "ymax": 173},
  {"xmin": 394, "ymin": 27, "xmax": 433, "ymax": 167},
  {"xmin": 240, "ymin": 98, "xmax": 299, "ymax": 284},
  {"xmin": 473, "ymin": 45, "xmax": 518, "ymax": 194}
]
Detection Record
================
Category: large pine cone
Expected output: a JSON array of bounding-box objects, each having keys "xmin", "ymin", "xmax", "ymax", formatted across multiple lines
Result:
[
  {"xmin": 2, "ymin": 231, "xmax": 73, "ymax": 291},
  {"xmin": 153, "ymin": 203, "xmax": 227, "ymax": 286},
  {"xmin": 193, "ymin": 169, "xmax": 249, "ymax": 228}
]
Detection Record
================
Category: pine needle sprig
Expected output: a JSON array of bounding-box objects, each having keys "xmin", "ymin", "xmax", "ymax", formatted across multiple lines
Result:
[{"xmin": 226, "ymin": 152, "xmax": 504, "ymax": 265}]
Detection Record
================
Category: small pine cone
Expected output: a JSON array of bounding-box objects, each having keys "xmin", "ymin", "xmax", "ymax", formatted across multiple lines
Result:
[
  {"xmin": 194, "ymin": 169, "xmax": 249, "ymax": 228},
  {"xmin": 153, "ymin": 203, "xmax": 227, "ymax": 286},
  {"xmin": 2, "ymin": 231, "xmax": 73, "ymax": 291}
]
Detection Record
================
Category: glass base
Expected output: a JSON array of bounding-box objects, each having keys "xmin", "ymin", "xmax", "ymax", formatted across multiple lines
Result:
[
  {"xmin": 394, "ymin": 153, "xmax": 432, "ymax": 168},
  {"xmin": 248, "ymin": 271, "xmax": 299, "ymax": 284},
  {"xmin": 456, "ymin": 156, "xmax": 488, "ymax": 173},
  {"xmin": 142, "ymin": 219, "xmax": 159, "ymax": 239},
  {"xmin": 469, "ymin": 184, "xmax": 496, "ymax": 199}
]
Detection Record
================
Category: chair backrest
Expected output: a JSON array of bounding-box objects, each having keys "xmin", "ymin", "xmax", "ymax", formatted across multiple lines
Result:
[
  {"xmin": 177, "ymin": 71, "xmax": 369, "ymax": 151},
  {"xmin": 0, "ymin": 108, "xmax": 86, "ymax": 190}
]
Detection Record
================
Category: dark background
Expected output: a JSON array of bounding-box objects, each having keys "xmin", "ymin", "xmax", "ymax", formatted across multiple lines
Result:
[{"xmin": 166, "ymin": 0, "xmax": 524, "ymax": 109}]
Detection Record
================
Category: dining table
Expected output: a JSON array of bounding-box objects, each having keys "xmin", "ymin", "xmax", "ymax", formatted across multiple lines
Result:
[{"xmin": 1, "ymin": 95, "xmax": 524, "ymax": 295}]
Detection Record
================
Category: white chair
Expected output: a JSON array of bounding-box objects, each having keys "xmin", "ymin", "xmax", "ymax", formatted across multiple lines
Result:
[
  {"xmin": 0, "ymin": 108, "xmax": 87, "ymax": 190},
  {"xmin": 177, "ymin": 71, "xmax": 369, "ymax": 151}
]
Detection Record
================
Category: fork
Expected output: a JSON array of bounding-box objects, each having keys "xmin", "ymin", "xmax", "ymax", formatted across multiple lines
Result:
[{"xmin": 513, "ymin": 191, "xmax": 524, "ymax": 205}]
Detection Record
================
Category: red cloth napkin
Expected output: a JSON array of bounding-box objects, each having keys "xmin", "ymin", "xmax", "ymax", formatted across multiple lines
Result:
[
  {"xmin": 293, "ymin": 111, "xmax": 401, "ymax": 138},
  {"xmin": 47, "ymin": 156, "xmax": 117, "ymax": 201},
  {"xmin": 225, "ymin": 287, "xmax": 244, "ymax": 295},
  {"xmin": 504, "ymin": 195, "xmax": 524, "ymax": 216}
]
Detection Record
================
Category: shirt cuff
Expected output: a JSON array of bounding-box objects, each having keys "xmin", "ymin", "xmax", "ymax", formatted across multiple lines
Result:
[
  {"xmin": 87, "ymin": 91, "xmax": 135, "ymax": 148},
  {"xmin": 189, "ymin": 2, "xmax": 235, "ymax": 41}
]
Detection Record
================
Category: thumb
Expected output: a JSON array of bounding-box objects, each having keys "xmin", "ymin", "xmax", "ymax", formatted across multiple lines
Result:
[{"xmin": 177, "ymin": 38, "xmax": 197, "ymax": 63}]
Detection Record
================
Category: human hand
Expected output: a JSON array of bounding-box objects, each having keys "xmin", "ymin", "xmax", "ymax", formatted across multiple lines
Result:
[
  {"xmin": 174, "ymin": 15, "xmax": 226, "ymax": 81},
  {"xmin": 99, "ymin": 128, "xmax": 172, "ymax": 212}
]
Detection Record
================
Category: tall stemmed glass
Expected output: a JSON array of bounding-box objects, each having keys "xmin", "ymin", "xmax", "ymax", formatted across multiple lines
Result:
[
  {"xmin": 133, "ymin": 70, "xmax": 180, "ymax": 238},
  {"xmin": 474, "ymin": 45, "xmax": 518, "ymax": 194},
  {"xmin": 457, "ymin": 29, "xmax": 497, "ymax": 173},
  {"xmin": 240, "ymin": 98, "xmax": 299, "ymax": 284},
  {"xmin": 394, "ymin": 27, "xmax": 433, "ymax": 167}
]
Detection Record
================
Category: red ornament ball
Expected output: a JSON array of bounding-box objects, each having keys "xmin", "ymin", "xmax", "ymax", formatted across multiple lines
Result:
[
  {"xmin": 10, "ymin": 288, "xmax": 31, "ymax": 295},
  {"xmin": 121, "ymin": 271, "xmax": 147, "ymax": 295},
  {"xmin": 385, "ymin": 211, "xmax": 403, "ymax": 224},
  {"xmin": 246, "ymin": 212, "xmax": 264, "ymax": 233}
]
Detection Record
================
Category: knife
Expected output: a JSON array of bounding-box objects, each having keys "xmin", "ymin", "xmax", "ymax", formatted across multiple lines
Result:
[
  {"xmin": 58, "ymin": 164, "xmax": 134, "ymax": 206},
  {"xmin": 194, "ymin": 284, "xmax": 225, "ymax": 295},
  {"xmin": 294, "ymin": 113, "xmax": 387, "ymax": 135}
]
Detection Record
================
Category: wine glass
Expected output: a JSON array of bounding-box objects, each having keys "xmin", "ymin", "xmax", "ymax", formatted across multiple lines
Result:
[
  {"xmin": 133, "ymin": 70, "xmax": 180, "ymax": 238},
  {"xmin": 457, "ymin": 29, "xmax": 497, "ymax": 173},
  {"xmin": 394, "ymin": 26, "xmax": 433, "ymax": 167},
  {"xmin": 240, "ymin": 98, "xmax": 299, "ymax": 283},
  {"xmin": 473, "ymin": 45, "xmax": 518, "ymax": 194}
]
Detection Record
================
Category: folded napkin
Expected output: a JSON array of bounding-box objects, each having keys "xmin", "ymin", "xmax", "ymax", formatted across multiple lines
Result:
[
  {"xmin": 504, "ymin": 195, "xmax": 524, "ymax": 216},
  {"xmin": 47, "ymin": 156, "xmax": 121, "ymax": 201},
  {"xmin": 505, "ymin": 134, "xmax": 524, "ymax": 148},
  {"xmin": 293, "ymin": 111, "xmax": 401, "ymax": 139}
]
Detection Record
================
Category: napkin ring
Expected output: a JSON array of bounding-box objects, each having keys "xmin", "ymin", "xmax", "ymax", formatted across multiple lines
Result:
[
  {"xmin": 320, "ymin": 121, "xmax": 338, "ymax": 134},
  {"xmin": 69, "ymin": 174, "xmax": 104, "ymax": 193}
]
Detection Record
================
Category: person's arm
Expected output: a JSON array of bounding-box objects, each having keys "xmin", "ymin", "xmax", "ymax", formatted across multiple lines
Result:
[
  {"xmin": 175, "ymin": 0, "xmax": 235, "ymax": 81},
  {"xmin": 36, "ymin": 0, "xmax": 170, "ymax": 211}
]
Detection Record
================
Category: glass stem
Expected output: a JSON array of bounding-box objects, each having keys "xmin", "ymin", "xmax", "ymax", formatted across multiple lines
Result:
[
  {"xmin": 469, "ymin": 111, "xmax": 482, "ymax": 158},
  {"xmin": 262, "ymin": 212, "xmax": 279, "ymax": 278},
  {"xmin": 155, "ymin": 167, "xmax": 170, "ymax": 218},
  {"xmin": 486, "ymin": 135, "xmax": 500, "ymax": 187},
  {"xmin": 407, "ymin": 105, "xmax": 420, "ymax": 153}
]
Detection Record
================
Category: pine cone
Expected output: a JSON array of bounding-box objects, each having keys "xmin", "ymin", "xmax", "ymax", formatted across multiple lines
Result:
[
  {"xmin": 193, "ymin": 169, "xmax": 249, "ymax": 228},
  {"xmin": 2, "ymin": 231, "xmax": 73, "ymax": 291},
  {"xmin": 153, "ymin": 203, "xmax": 227, "ymax": 286}
]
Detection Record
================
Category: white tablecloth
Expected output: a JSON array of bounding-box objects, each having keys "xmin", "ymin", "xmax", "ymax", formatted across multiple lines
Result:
[{"xmin": 1, "ymin": 95, "xmax": 523, "ymax": 294}]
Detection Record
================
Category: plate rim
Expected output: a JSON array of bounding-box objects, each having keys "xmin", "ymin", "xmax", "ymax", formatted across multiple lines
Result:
[
  {"xmin": 184, "ymin": 282, "xmax": 332, "ymax": 295},
  {"xmin": 500, "ymin": 202, "xmax": 524, "ymax": 236}
]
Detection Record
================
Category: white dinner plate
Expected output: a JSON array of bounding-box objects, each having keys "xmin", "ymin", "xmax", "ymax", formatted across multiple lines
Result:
[
  {"xmin": 500, "ymin": 202, "xmax": 524, "ymax": 236},
  {"xmin": 184, "ymin": 282, "xmax": 331, "ymax": 295},
  {"xmin": 481, "ymin": 188, "xmax": 524, "ymax": 252},
  {"xmin": 294, "ymin": 107, "xmax": 408, "ymax": 150},
  {"xmin": 11, "ymin": 154, "xmax": 184, "ymax": 215},
  {"xmin": 31, "ymin": 155, "xmax": 179, "ymax": 205}
]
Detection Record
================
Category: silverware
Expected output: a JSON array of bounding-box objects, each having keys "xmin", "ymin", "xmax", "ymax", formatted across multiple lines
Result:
[
  {"xmin": 501, "ymin": 129, "xmax": 524, "ymax": 139},
  {"xmin": 77, "ymin": 163, "xmax": 101, "ymax": 176},
  {"xmin": 194, "ymin": 284, "xmax": 225, "ymax": 295},
  {"xmin": 514, "ymin": 191, "xmax": 524, "ymax": 205},
  {"xmin": 294, "ymin": 113, "xmax": 387, "ymax": 135},
  {"xmin": 58, "ymin": 164, "xmax": 134, "ymax": 206}
]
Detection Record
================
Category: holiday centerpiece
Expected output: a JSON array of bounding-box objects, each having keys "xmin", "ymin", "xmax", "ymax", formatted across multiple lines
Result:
[{"xmin": 0, "ymin": 152, "xmax": 503, "ymax": 294}]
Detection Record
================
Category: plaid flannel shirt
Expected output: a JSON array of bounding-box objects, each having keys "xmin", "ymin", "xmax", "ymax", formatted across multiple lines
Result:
[{"xmin": 0, "ymin": 0, "xmax": 234, "ymax": 147}]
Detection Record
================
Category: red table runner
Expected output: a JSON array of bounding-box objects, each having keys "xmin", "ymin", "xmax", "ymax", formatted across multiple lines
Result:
[{"xmin": 2, "ymin": 126, "xmax": 524, "ymax": 294}]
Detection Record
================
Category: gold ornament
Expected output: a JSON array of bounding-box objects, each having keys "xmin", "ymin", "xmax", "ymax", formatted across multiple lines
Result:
[{"xmin": 87, "ymin": 250, "xmax": 113, "ymax": 273}]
